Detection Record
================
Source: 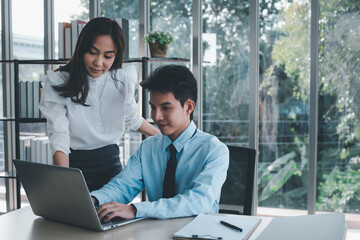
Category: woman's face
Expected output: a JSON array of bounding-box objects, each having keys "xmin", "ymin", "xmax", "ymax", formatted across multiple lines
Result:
[{"xmin": 83, "ymin": 35, "xmax": 117, "ymax": 78}]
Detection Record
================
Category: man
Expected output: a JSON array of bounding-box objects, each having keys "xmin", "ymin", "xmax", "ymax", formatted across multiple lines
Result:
[{"xmin": 91, "ymin": 65, "xmax": 229, "ymax": 220}]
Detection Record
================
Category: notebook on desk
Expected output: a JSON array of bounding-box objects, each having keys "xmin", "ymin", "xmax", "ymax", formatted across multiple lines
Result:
[
  {"xmin": 13, "ymin": 159, "xmax": 144, "ymax": 231},
  {"xmin": 173, "ymin": 213, "xmax": 261, "ymax": 240}
]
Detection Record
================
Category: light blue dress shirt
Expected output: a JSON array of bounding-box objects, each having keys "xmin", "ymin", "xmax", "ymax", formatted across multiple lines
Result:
[{"xmin": 91, "ymin": 121, "xmax": 229, "ymax": 219}]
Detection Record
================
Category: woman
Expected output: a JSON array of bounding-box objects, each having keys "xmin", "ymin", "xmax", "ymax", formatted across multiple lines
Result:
[{"xmin": 39, "ymin": 17, "xmax": 159, "ymax": 191}]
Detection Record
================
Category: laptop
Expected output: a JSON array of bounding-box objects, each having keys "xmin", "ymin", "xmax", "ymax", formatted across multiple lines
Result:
[{"xmin": 13, "ymin": 159, "xmax": 144, "ymax": 231}]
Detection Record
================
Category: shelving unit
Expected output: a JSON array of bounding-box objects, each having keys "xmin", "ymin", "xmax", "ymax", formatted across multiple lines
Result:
[{"xmin": 0, "ymin": 57, "xmax": 189, "ymax": 209}]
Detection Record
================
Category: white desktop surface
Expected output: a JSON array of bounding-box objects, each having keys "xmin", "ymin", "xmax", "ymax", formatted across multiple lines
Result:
[{"xmin": 0, "ymin": 207, "xmax": 272, "ymax": 240}]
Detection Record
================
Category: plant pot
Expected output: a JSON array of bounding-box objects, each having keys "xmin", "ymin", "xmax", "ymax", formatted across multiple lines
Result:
[{"xmin": 148, "ymin": 42, "xmax": 168, "ymax": 58}]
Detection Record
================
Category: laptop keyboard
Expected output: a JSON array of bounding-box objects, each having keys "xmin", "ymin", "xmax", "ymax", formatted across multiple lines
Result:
[{"xmin": 100, "ymin": 216, "xmax": 126, "ymax": 226}]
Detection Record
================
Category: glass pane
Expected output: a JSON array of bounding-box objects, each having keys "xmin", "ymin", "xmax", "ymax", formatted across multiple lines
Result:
[
  {"xmin": 99, "ymin": 0, "xmax": 142, "ymax": 160},
  {"xmin": 101, "ymin": 0, "xmax": 139, "ymax": 58},
  {"xmin": 0, "ymin": 6, "xmax": 2, "ymax": 59},
  {"xmin": 150, "ymin": 0, "xmax": 192, "ymax": 59},
  {"xmin": 12, "ymin": 0, "xmax": 44, "ymax": 59},
  {"xmin": 0, "ymin": 122, "xmax": 5, "ymax": 212},
  {"xmin": 146, "ymin": 1, "xmax": 192, "ymax": 119},
  {"xmin": 54, "ymin": 0, "xmax": 89, "ymax": 59},
  {"xmin": 0, "ymin": 122, "xmax": 4, "ymax": 173},
  {"xmin": 202, "ymin": 1, "xmax": 250, "ymax": 145},
  {"xmin": 317, "ymin": 1, "xmax": 360, "ymax": 214},
  {"xmin": 0, "ymin": 178, "xmax": 5, "ymax": 212},
  {"xmin": 258, "ymin": 0, "xmax": 310, "ymax": 210}
]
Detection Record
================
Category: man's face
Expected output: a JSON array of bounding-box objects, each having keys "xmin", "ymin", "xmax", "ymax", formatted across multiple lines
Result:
[{"xmin": 150, "ymin": 91, "xmax": 194, "ymax": 141}]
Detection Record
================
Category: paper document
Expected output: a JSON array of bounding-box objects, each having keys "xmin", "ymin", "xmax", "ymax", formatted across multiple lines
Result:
[{"xmin": 173, "ymin": 213, "xmax": 261, "ymax": 240}]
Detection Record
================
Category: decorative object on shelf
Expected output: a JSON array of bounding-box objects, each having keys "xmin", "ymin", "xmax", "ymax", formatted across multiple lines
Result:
[{"xmin": 144, "ymin": 31, "xmax": 174, "ymax": 58}]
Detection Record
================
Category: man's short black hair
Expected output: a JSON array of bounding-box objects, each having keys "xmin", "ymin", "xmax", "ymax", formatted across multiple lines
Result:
[{"xmin": 141, "ymin": 65, "xmax": 198, "ymax": 120}]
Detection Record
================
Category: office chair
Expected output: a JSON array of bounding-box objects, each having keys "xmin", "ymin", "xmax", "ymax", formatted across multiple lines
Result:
[{"xmin": 219, "ymin": 145, "xmax": 256, "ymax": 216}]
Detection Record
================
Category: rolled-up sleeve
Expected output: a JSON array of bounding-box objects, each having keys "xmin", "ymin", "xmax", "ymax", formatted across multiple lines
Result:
[
  {"xmin": 122, "ymin": 65, "xmax": 143, "ymax": 131},
  {"xmin": 39, "ymin": 71, "xmax": 70, "ymax": 156}
]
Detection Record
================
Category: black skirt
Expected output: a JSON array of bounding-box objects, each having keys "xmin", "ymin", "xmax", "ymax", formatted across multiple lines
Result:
[{"xmin": 69, "ymin": 144, "xmax": 122, "ymax": 192}]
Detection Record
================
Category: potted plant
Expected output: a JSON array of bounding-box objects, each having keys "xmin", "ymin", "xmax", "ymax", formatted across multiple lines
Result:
[{"xmin": 144, "ymin": 31, "xmax": 174, "ymax": 58}]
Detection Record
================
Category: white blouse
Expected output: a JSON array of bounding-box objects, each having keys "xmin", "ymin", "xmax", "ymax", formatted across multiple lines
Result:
[{"xmin": 39, "ymin": 65, "xmax": 143, "ymax": 156}]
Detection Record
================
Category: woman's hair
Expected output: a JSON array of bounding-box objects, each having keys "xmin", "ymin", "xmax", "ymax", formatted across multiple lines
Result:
[{"xmin": 53, "ymin": 17, "xmax": 125, "ymax": 105}]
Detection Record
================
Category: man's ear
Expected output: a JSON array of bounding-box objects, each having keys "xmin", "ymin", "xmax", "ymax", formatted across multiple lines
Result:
[{"xmin": 185, "ymin": 99, "xmax": 195, "ymax": 116}]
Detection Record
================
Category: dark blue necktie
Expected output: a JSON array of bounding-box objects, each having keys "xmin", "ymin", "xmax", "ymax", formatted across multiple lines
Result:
[{"xmin": 162, "ymin": 144, "xmax": 177, "ymax": 198}]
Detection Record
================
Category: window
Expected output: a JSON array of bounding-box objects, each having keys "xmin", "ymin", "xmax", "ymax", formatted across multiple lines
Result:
[
  {"xmin": 258, "ymin": 0, "xmax": 310, "ymax": 211},
  {"xmin": 0, "ymin": 0, "xmax": 359, "ymax": 220},
  {"xmin": 202, "ymin": 1, "xmax": 251, "ymax": 146},
  {"xmin": 12, "ymin": 0, "xmax": 44, "ymax": 59},
  {"xmin": 101, "ymin": 0, "xmax": 139, "ymax": 58},
  {"xmin": 150, "ymin": 0, "xmax": 192, "ymax": 60},
  {"xmin": 100, "ymin": 1, "xmax": 142, "ymax": 166},
  {"xmin": 149, "ymin": 0, "xmax": 192, "ymax": 71},
  {"xmin": 317, "ymin": 0, "xmax": 360, "ymax": 214}
]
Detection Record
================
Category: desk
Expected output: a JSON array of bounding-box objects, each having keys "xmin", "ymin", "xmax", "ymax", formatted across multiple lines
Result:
[{"xmin": 0, "ymin": 207, "xmax": 272, "ymax": 240}]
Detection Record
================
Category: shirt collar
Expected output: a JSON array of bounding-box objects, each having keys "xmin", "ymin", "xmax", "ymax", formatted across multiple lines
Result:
[
  {"xmin": 88, "ymin": 71, "xmax": 108, "ymax": 85},
  {"xmin": 161, "ymin": 121, "xmax": 197, "ymax": 152}
]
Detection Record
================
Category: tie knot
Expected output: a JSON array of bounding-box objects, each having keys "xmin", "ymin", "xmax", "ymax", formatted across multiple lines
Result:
[{"xmin": 168, "ymin": 144, "xmax": 177, "ymax": 154}]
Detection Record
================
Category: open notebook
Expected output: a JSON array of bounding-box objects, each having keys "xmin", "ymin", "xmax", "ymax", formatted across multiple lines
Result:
[{"xmin": 173, "ymin": 213, "xmax": 261, "ymax": 240}]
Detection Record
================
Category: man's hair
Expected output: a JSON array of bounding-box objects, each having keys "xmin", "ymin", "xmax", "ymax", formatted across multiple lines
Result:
[{"xmin": 141, "ymin": 65, "xmax": 198, "ymax": 119}]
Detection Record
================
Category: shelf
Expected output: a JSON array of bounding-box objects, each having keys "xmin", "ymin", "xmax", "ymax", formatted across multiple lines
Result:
[
  {"xmin": 19, "ymin": 118, "xmax": 47, "ymax": 123},
  {"xmin": 0, "ymin": 117, "xmax": 15, "ymax": 121},
  {"xmin": 0, "ymin": 171, "xmax": 17, "ymax": 179},
  {"xmin": 0, "ymin": 57, "xmax": 190, "ymax": 65},
  {"xmin": 145, "ymin": 57, "xmax": 189, "ymax": 62},
  {"xmin": 0, "ymin": 117, "xmax": 47, "ymax": 123}
]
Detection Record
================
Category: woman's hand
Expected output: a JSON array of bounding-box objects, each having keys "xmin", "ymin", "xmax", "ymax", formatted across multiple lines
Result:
[{"xmin": 137, "ymin": 119, "xmax": 160, "ymax": 136}]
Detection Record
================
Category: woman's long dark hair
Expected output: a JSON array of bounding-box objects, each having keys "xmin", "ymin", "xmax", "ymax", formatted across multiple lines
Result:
[{"xmin": 53, "ymin": 17, "xmax": 125, "ymax": 105}]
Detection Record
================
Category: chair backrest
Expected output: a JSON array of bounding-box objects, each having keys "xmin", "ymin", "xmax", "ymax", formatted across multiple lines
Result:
[{"xmin": 219, "ymin": 145, "xmax": 256, "ymax": 215}]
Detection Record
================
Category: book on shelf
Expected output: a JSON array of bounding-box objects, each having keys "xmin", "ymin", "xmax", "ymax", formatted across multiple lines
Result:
[
  {"xmin": 58, "ymin": 22, "xmax": 71, "ymax": 59},
  {"xmin": 29, "ymin": 136, "xmax": 52, "ymax": 165},
  {"xmin": 20, "ymin": 81, "xmax": 41, "ymax": 119},
  {"xmin": 19, "ymin": 136, "xmax": 35, "ymax": 161},
  {"xmin": 39, "ymin": 139, "xmax": 49, "ymax": 165},
  {"xmin": 26, "ymin": 81, "xmax": 34, "ymax": 118},
  {"xmin": 58, "ymin": 22, "xmax": 64, "ymax": 59},
  {"xmin": 25, "ymin": 145, "xmax": 31, "ymax": 162},
  {"xmin": 64, "ymin": 27, "xmax": 72, "ymax": 59},
  {"xmin": 115, "ymin": 18, "xmax": 129, "ymax": 59},
  {"xmin": 33, "ymin": 81, "xmax": 40, "ymax": 118},
  {"xmin": 30, "ymin": 138, "xmax": 38, "ymax": 162},
  {"xmin": 20, "ymin": 81, "xmax": 27, "ymax": 118},
  {"xmin": 58, "ymin": 20, "xmax": 87, "ymax": 59},
  {"xmin": 71, "ymin": 20, "xmax": 87, "ymax": 54}
]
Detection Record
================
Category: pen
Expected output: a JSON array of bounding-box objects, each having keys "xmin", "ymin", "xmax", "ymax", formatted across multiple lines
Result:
[{"xmin": 220, "ymin": 220, "xmax": 243, "ymax": 232}]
